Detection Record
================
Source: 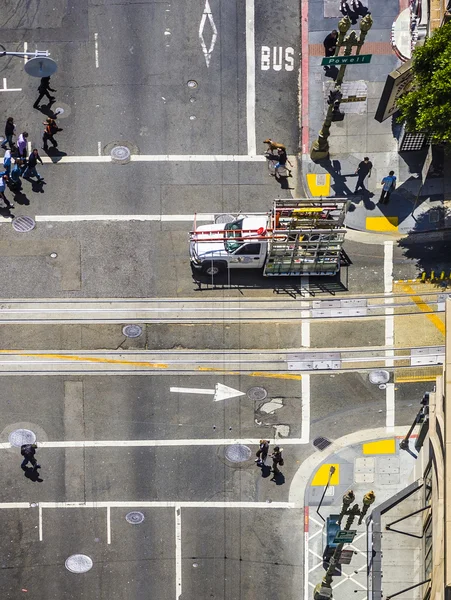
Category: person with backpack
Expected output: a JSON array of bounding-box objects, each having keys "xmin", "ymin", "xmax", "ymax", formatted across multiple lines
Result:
[
  {"xmin": 20, "ymin": 443, "xmax": 40, "ymax": 470},
  {"xmin": 380, "ymin": 170, "xmax": 396, "ymax": 204},
  {"xmin": 255, "ymin": 440, "xmax": 270, "ymax": 466},
  {"xmin": 1, "ymin": 117, "xmax": 16, "ymax": 150},
  {"xmin": 9, "ymin": 159, "xmax": 23, "ymax": 191},
  {"xmin": 42, "ymin": 118, "xmax": 63, "ymax": 151},
  {"xmin": 271, "ymin": 446, "xmax": 284, "ymax": 479},
  {"xmin": 33, "ymin": 76, "xmax": 56, "ymax": 109}
]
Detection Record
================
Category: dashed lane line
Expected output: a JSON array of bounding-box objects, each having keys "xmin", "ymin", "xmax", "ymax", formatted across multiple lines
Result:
[{"xmin": 37, "ymin": 155, "xmax": 267, "ymax": 164}]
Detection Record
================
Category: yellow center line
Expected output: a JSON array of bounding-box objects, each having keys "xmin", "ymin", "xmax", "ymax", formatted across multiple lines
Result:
[
  {"xmin": 0, "ymin": 351, "xmax": 168, "ymax": 369},
  {"xmin": 402, "ymin": 285, "xmax": 445, "ymax": 336}
]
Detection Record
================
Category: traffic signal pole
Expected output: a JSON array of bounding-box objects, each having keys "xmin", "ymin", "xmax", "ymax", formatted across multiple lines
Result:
[{"xmin": 310, "ymin": 14, "xmax": 373, "ymax": 161}]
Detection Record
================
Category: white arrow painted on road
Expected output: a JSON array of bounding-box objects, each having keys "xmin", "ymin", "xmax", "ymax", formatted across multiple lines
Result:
[{"xmin": 170, "ymin": 383, "xmax": 245, "ymax": 402}]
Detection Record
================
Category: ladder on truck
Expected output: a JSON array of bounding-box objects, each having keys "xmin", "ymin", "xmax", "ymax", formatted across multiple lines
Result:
[{"xmin": 263, "ymin": 198, "xmax": 348, "ymax": 276}]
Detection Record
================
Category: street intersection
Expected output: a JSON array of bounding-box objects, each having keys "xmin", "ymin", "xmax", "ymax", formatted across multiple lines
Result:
[{"xmin": 0, "ymin": 1, "xmax": 448, "ymax": 599}]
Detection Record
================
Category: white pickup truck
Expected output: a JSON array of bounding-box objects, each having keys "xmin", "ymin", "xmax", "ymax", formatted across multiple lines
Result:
[{"xmin": 189, "ymin": 199, "xmax": 348, "ymax": 278}]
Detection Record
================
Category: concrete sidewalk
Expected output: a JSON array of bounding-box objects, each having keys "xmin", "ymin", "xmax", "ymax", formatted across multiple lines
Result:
[
  {"xmin": 300, "ymin": 0, "xmax": 451, "ymax": 235},
  {"xmin": 302, "ymin": 435, "xmax": 422, "ymax": 600}
]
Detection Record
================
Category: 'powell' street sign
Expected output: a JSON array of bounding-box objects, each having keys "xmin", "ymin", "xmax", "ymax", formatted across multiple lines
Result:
[{"xmin": 321, "ymin": 54, "xmax": 372, "ymax": 66}]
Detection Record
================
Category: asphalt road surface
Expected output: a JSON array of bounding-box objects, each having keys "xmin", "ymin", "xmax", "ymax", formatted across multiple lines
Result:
[{"xmin": 0, "ymin": 1, "xmax": 446, "ymax": 600}]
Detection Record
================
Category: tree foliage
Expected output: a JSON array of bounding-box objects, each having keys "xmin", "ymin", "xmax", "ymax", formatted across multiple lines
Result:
[{"xmin": 397, "ymin": 22, "xmax": 451, "ymax": 142}]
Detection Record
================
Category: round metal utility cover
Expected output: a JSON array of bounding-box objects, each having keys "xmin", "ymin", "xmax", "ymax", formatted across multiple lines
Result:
[
  {"xmin": 122, "ymin": 325, "xmax": 142, "ymax": 338},
  {"xmin": 369, "ymin": 370, "xmax": 390, "ymax": 385},
  {"xmin": 247, "ymin": 386, "xmax": 268, "ymax": 401},
  {"xmin": 110, "ymin": 145, "xmax": 131, "ymax": 164},
  {"xmin": 187, "ymin": 80, "xmax": 198, "ymax": 88},
  {"xmin": 225, "ymin": 444, "xmax": 252, "ymax": 463},
  {"xmin": 9, "ymin": 428, "xmax": 36, "ymax": 447},
  {"xmin": 126, "ymin": 511, "xmax": 145, "ymax": 524},
  {"xmin": 214, "ymin": 214, "xmax": 235, "ymax": 224},
  {"xmin": 12, "ymin": 216, "xmax": 36, "ymax": 233},
  {"xmin": 65, "ymin": 554, "xmax": 93, "ymax": 574},
  {"xmin": 54, "ymin": 107, "xmax": 64, "ymax": 116}
]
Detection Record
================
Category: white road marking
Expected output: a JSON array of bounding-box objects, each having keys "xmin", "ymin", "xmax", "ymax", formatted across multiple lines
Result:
[
  {"xmin": 245, "ymin": 0, "xmax": 256, "ymax": 155},
  {"xmin": 0, "ymin": 437, "xmax": 309, "ymax": 449},
  {"xmin": 39, "ymin": 504, "xmax": 43, "ymax": 541},
  {"xmin": 94, "ymin": 33, "xmax": 99, "ymax": 68},
  {"xmin": 38, "ymin": 154, "xmax": 265, "ymax": 164},
  {"xmin": 0, "ymin": 78, "xmax": 22, "ymax": 92},
  {"xmin": 170, "ymin": 383, "xmax": 245, "ymax": 402},
  {"xmin": 304, "ymin": 530, "xmax": 309, "ymax": 600},
  {"xmin": 384, "ymin": 241, "xmax": 395, "ymax": 432},
  {"xmin": 97, "ymin": 141, "xmax": 102, "ymax": 156},
  {"xmin": 23, "ymin": 42, "xmax": 28, "ymax": 64},
  {"xmin": 107, "ymin": 505, "xmax": 111, "ymax": 544},
  {"xmin": 199, "ymin": 0, "xmax": 218, "ymax": 67},
  {"xmin": 34, "ymin": 213, "xmax": 215, "ymax": 223},
  {"xmin": 301, "ymin": 301, "xmax": 310, "ymax": 443},
  {"xmin": 27, "ymin": 141, "xmax": 32, "ymax": 154},
  {"xmin": 30, "ymin": 501, "xmax": 296, "ymax": 509},
  {"xmin": 175, "ymin": 507, "xmax": 182, "ymax": 600}
]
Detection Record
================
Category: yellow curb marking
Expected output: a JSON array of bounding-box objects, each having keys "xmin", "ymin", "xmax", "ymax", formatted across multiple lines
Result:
[
  {"xmin": 366, "ymin": 216, "xmax": 398, "ymax": 232},
  {"xmin": 362, "ymin": 439, "xmax": 396, "ymax": 455},
  {"xmin": 402, "ymin": 285, "xmax": 445, "ymax": 336},
  {"xmin": 311, "ymin": 463, "xmax": 340, "ymax": 486}
]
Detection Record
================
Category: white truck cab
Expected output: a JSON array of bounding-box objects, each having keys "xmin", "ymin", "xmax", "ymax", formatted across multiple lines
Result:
[{"xmin": 190, "ymin": 215, "xmax": 269, "ymax": 276}]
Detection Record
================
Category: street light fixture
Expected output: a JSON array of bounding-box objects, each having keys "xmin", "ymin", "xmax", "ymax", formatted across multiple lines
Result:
[{"xmin": 0, "ymin": 44, "xmax": 58, "ymax": 77}]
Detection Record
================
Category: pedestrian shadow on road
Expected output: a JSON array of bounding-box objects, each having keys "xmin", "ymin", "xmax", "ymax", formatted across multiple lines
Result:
[
  {"xmin": 0, "ymin": 204, "xmax": 14, "ymax": 218},
  {"xmin": 12, "ymin": 189, "xmax": 30, "ymax": 206},
  {"xmin": 22, "ymin": 466, "xmax": 44, "ymax": 483},
  {"xmin": 43, "ymin": 146, "xmax": 67, "ymax": 164},
  {"xmin": 349, "ymin": 189, "xmax": 376, "ymax": 211},
  {"xmin": 38, "ymin": 102, "xmax": 58, "ymax": 119},
  {"xmin": 260, "ymin": 464, "xmax": 272, "ymax": 478},
  {"xmin": 317, "ymin": 158, "xmax": 354, "ymax": 196},
  {"xmin": 28, "ymin": 179, "xmax": 46, "ymax": 194},
  {"xmin": 271, "ymin": 472, "xmax": 285, "ymax": 485},
  {"xmin": 275, "ymin": 174, "xmax": 295, "ymax": 192}
]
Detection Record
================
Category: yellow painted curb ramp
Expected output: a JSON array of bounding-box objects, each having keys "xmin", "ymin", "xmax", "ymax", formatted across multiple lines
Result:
[
  {"xmin": 311, "ymin": 463, "xmax": 340, "ymax": 486},
  {"xmin": 362, "ymin": 439, "xmax": 396, "ymax": 455},
  {"xmin": 306, "ymin": 173, "xmax": 331, "ymax": 197},
  {"xmin": 366, "ymin": 216, "xmax": 398, "ymax": 232}
]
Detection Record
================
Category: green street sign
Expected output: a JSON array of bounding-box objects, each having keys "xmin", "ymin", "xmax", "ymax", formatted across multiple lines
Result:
[
  {"xmin": 322, "ymin": 54, "xmax": 372, "ymax": 66},
  {"xmin": 333, "ymin": 529, "xmax": 357, "ymax": 544}
]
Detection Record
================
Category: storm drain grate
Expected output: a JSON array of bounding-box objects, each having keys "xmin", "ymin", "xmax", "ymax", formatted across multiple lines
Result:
[
  {"xmin": 247, "ymin": 386, "xmax": 268, "ymax": 401},
  {"xmin": 225, "ymin": 444, "xmax": 252, "ymax": 463},
  {"xmin": 126, "ymin": 511, "xmax": 145, "ymax": 524},
  {"xmin": 9, "ymin": 429, "xmax": 36, "ymax": 447},
  {"xmin": 65, "ymin": 554, "xmax": 93, "ymax": 573},
  {"xmin": 12, "ymin": 216, "xmax": 36, "ymax": 233},
  {"xmin": 313, "ymin": 436, "xmax": 332, "ymax": 451}
]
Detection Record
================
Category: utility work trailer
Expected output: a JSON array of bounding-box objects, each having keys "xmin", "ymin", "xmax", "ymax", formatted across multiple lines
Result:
[{"xmin": 189, "ymin": 198, "xmax": 348, "ymax": 278}]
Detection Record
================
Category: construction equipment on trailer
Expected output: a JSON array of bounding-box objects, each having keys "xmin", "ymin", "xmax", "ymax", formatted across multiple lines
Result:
[{"xmin": 189, "ymin": 198, "xmax": 348, "ymax": 277}]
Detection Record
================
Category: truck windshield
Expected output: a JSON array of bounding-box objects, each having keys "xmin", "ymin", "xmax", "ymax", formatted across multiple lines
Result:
[{"xmin": 224, "ymin": 219, "xmax": 244, "ymax": 253}]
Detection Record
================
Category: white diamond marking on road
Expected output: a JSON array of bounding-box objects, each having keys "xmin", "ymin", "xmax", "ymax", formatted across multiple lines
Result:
[{"xmin": 199, "ymin": 0, "xmax": 218, "ymax": 67}]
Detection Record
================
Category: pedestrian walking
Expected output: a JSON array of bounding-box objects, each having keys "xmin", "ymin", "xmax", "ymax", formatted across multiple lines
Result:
[
  {"xmin": 274, "ymin": 147, "xmax": 293, "ymax": 177},
  {"xmin": 33, "ymin": 76, "xmax": 56, "ymax": 109},
  {"xmin": 17, "ymin": 131, "xmax": 29, "ymax": 160},
  {"xmin": 9, "ymin": 159, "xmax": 23, "ymax": 190},
  {"xmin": 2, "ymin": 149, "xmax": 12, "ymax": 176},
  {"xmin": 379, "ymin": 171, "xmax": 396, "ymax": 204},
  {"xmin": 263, "ymin": 139, "xmax": 286, "ymax": 153},
  {"xmin": 270, "ymin": 446, "xmax": 284, "ymax": 479},
  {"xmin": 1, "ymin": 117, "xmax": 16, "ymax": 150},
  {"xmin": 323, "ymin": 30, "xmax": 338, "ymax": 57},
  {"xmin": 42, "ymin": 118, "xmax": 63, "ymax": 151},
  {"xmin": 255, "ymin": 440, "xmax": 270, "ymax": 466},
  {"xmin": 354, "ymin": 157, "xmax": 373, "ymax": 193},
  {"xmin": 20, "ymin": 443, "xmax": 40, "ymax": 470},
  {"xmin": 0, "ymin": 174, "xmax": 14, "ymax": 209},
  {"xmin": 23, "ymin": 149, "xmax": 44, "ymax": 181}
]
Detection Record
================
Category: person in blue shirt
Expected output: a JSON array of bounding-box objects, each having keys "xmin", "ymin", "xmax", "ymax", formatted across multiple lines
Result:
[{"xmin": 380, "ymin": 171, "xmax": 396, "ymax": 204}]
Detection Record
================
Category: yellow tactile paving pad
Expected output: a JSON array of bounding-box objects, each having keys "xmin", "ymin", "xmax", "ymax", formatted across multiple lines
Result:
[
  {"xmin": 366, "ymin": 216, "xmax": 398, "ymax": 232},
  {"xmin": 311, "ymin": 463, "xmax": 339, "ymax": 486},
  {"xmin": 306, "ymin": 173, "xmax": 331, "ymax": 197},
  {"xmin": 362, "ymin": 439, "xmax": 396, "ymax": 455}
]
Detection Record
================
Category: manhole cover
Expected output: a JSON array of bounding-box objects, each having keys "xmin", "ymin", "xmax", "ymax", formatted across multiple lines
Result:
[
  {"xmin": 12, "ymin": 216, "xmax": 36, "ymax": 233},
  {"xmin": 9, "ymin": 428, "xmax": 36, "ymax": 447},
  {"xmin": 225, "ymin": 444, "xmax": 252, "ymax": 463},
  {"xmin": 313, "ymin": 436, "xmax": 332, "ymax": 451},
  {"xmin": 215, "ymin": 214, "xmax": 234, "ymax": 224},
  {"xmin": 110, "ymin": 145, "xmax": 131, "ymax": 164},
  {"xmin": 247, "ymin": 387, "xmax": 268, "ymax": 401},
  {"xmin": 369, "ymin": 370, "xmax": 390, "ymax": 385},
  {"xmin": 122, "ymin": 325, "xmax": 143, "ymax": 338},
  {"xmin": 50, "ymin": 252, "xmax": 58, "ymax": 258},
  {"xmin": 65, "ymin": 554, "xmax": 93, "ymax": 573},
  {"xmin": 54, "ymin": 107, "xmax": 64, "ymax": 116},
  {"xmin": 126, "ymin": 511, "xmax": 145, "ymax": 524},
  {"xmin": 187, "ymin": 80, "xmax": 198, "ymax": 88}
]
